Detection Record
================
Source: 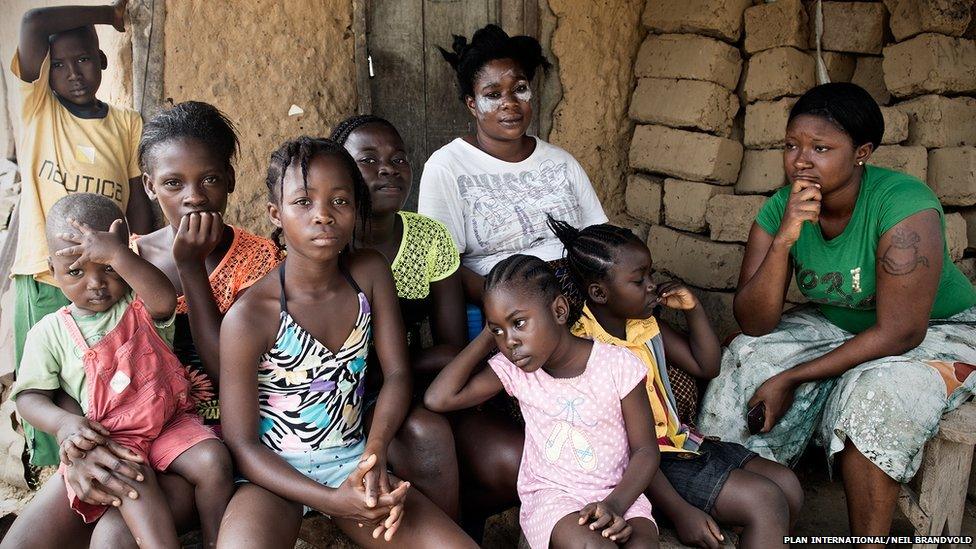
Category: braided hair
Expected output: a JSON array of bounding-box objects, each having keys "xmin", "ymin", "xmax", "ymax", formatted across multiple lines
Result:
[
  {"xmin": 547, "ymin": 215, "xmax": 643, "ymax": 292},
  {"xmin": 139, "ymin": 101, "xmax": 239, "ymax": 173},
  {"xmin": 484, "ymin": 254, "xmax": 561, "ymax": 305},
  {"xmin": 329, "ymin": 114, "xmax": 400, "ymax": 145},
  {"xmin": 439, "ymin": 24, "xmax": 551, "ymax": 101},
  {"xmin": 264, "ymin": 136, "xmax": 371, "ymax": 250}
]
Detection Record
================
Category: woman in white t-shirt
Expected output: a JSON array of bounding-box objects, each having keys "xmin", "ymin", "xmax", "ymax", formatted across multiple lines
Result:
[
  {"xmin": 418, "ymin": 23, "xmax": 607, "ymax": 539},
  {"xmin": 419, "ymin": 24, "xmax": 607, "ymax": 309}
]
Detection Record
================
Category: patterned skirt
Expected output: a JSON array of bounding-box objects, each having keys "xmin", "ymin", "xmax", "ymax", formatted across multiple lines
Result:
[{"xmin": 698, "ymin": 306, "xmax": 976, "ymax": 482}]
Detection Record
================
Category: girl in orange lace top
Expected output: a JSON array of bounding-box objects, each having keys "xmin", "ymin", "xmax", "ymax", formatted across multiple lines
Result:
[{"xmin": 131, "ymin": 101, "xmax": 282, "ymax": 428}]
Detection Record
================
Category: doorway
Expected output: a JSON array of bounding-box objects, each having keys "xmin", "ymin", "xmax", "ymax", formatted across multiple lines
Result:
[{"xmin": 358, "ymin": 0, "xmax": 552, "ymax": 210}]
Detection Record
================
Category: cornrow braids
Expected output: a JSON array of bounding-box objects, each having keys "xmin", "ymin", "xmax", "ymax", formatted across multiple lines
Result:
[
  {"xmin": 547, "ymin": 214, "xmax": 642, "ymax": 290},
  {"xmin": 439, "ymin": 24, "xmax": 551, "ymax": 101},
  {"xmin": 139, "ymin": 101, "xmax": 239, "ymax": 173},
  {"xmin": 329, "ymin": 114, "xmax": 399, "ymax": 145},
  {"xmin": 264, "ymin": 136, "xmax": 371, "ymax": 251},
  {"xmin": 484, "ymin": 254, "xmax": 561, "ymax": 305}
]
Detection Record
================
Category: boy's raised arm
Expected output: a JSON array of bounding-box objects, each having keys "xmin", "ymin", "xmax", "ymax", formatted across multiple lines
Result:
[{"xmin": 17, "ymin": 1, "xmax": 126, "ymax": 83}]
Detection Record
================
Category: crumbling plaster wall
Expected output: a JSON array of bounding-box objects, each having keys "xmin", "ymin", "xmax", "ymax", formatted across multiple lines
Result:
[
  {"xmin": 546, "ymin": 0, "xmax": 646, "ymax": 217},
  {"xmin": 162, "ymin": 0, "xmax": 358, "ymax": 233},
  {"xmin": 161, "ymin": 0, "xmax": 644, "ymax": 233}
]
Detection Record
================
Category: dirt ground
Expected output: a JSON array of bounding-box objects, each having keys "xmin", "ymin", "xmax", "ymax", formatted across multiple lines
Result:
[
  {"xmin": 788, "ymin": 451, "xmax": 976, "ymax": 548},
  {"xmin": 1, "ymin": 448, "xmax": 973, "ymax": 548}
]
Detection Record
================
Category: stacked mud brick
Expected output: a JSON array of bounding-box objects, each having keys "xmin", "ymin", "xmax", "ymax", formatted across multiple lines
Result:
[
  {"xmin": 623, "ymin": 0, "xmax": 976, "ymax": 338},
  {"xmin": 880, "ymin": 0, "xmax": 976, "ymax": 282},
  {"xmin": 623, "ymin": 0, "xmax": 750, "ymax": 338}
]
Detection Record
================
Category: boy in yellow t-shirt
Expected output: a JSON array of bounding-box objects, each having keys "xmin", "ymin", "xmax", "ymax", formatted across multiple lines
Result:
[{"xmin": 11, "ymin": 0, "xmax": 153, "ymax": 466}]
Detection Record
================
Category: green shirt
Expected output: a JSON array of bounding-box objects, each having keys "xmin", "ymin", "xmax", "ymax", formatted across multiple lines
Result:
[
  {"xmin": 390, "ymin": 211, "xmax": 460, "ymax": 348},
  {"xmin": 12, "ymin": 292, "xmax": 175, "ymax": 413},
  {"xmin": 755, "ymin": 164, "xmax": 976, "ymax": 333},
  {"xmin": 390, "ymin": 211, "xmax": 460, "ymax": 300}
]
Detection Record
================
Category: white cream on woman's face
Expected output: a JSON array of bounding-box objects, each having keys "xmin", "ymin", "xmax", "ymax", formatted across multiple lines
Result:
[
  {"xmin": 474, "ymin": 69, "xmax": 532, "ymax": 114},
  {"xmin": 467, "ymin": 59, "xmax": 535, "ymax": 141}
]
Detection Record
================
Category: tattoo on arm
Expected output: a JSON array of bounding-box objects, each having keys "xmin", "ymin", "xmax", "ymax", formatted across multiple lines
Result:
[{"xmin": 880, "ymin": 228, "xmax": 929, "ymax": 276}]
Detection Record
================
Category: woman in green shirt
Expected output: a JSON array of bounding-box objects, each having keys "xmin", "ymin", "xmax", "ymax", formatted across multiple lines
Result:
[{"xmin": 698, "ymin": 83, "xmax": 976, "ymax": 541}]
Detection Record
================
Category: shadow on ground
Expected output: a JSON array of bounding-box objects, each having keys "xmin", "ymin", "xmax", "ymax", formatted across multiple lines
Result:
[{"xmin": 1, "ymin": 447, "xmax": 973, "ymax": 548}]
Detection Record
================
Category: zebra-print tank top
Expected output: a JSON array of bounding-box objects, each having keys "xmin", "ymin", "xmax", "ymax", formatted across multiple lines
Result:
[{"xmin": 257, "ymin": 263, "xmax": 371, "ymax": 453}]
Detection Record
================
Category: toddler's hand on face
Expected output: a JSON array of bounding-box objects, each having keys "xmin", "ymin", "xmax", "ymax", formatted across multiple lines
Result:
[
  {"xmin": 656, "ymin": 281, "xmax": 699, "ymax": 311},
  {"xmin": 172, "ymin": 212, "xmax": 224, "ymax": 263},
  {"xmin": 55, "ymin": 218, "xmax": 127, "ymax": 270}
]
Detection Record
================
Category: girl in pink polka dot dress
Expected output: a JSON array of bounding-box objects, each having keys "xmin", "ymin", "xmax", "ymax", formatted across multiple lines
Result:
[{"xmin": 426, "ymin": 255, "xmax": 660, "ymax": 548}]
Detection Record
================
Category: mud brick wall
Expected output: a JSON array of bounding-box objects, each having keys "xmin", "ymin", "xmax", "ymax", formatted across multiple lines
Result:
[{"xmin": 622, "ymin": 0, "xmax": 976, "ymax": 339}]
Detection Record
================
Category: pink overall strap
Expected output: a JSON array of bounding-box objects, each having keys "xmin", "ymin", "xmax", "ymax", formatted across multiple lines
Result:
[
  {"xmin": 121, "ymin": 299, "xmax": 173, "ymax": 352},
  {"xmin": 58, "ymin": 307, "xmax": 91, "ymax": 352}
]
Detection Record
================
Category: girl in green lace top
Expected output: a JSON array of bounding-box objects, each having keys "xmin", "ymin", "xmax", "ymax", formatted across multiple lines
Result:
[{"xmin": 333, "ymin": 115, "xmax": 465, "ymax": 522}]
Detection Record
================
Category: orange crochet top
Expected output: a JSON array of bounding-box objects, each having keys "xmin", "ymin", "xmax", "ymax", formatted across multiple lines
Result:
[
  {"xmin": 131, "ymin": 226, "xmax": 284, "ymax": 313},
  {"xmin": 130, "ymin": 226, "xmax": 283, "ymax": 425},
  {"xmin": 176, "ymin": 227, "xmax": 282, "ymax": 314}
]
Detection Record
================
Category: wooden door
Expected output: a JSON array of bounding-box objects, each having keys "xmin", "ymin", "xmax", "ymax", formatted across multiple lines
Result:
[{"xmin": 362, "ymin": 0, "xmax": 542, "ymax": 210}]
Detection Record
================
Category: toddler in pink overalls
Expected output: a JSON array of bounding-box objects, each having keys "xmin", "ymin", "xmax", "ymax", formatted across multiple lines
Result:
[{"xmin": 11, "ymin": 193, "xmax": 233, "ymax": 548}]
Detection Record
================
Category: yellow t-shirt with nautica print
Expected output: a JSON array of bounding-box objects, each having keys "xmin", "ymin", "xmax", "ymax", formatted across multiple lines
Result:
[{"xmin": 10, "ymin": 50, "xmax": 142, "ymax": 284}]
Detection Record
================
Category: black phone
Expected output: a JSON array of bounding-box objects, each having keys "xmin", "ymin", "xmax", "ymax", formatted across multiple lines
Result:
[{"xmin": 747, "ymin": 401, "xmax": 766, "ymax": 435}]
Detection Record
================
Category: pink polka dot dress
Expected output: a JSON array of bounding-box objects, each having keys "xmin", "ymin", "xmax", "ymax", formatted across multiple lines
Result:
[{"xmin": 488, "ymin": 340, "xmax": 655, "ymax": 548}]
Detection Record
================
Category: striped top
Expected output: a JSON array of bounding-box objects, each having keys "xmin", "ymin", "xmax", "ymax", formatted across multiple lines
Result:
[{"xmin": 257, "ymin": 263, "xmax": 371, "ymax": 453}]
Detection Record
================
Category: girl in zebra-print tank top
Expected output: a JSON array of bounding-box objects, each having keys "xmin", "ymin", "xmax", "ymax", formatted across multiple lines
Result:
[
  {"xmin": 257, "ymin": 262, "xmax": 371, "ymax": 452},
  {"xmin": 218, "ymin": 137, "xmax": 475, "ymax": 547}
]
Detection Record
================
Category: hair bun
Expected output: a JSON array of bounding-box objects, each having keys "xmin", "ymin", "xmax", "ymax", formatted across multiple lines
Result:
[
  {"xmin": 509, "ymin": 36, "xmax": 551, "ymax": 72},
  {"xmin": 437, "ymin": 35, "xmax": 469, "ymax": 70},
  {"xmin": 439, "ymin": 24, "xmax": 550, "ymax": 101},
  {"xmin": 451, "ymin": 34, "xmax": 470, "ymax": 55},
  {"xmin": 470, "ymin": 24, "xmax": 509, "ymax": 48}
]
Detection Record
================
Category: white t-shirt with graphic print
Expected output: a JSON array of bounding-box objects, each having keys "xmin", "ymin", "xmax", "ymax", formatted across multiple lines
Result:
[{"xmin": 418, "ymin": 137, "xmax": 608, "ymax": 276}]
